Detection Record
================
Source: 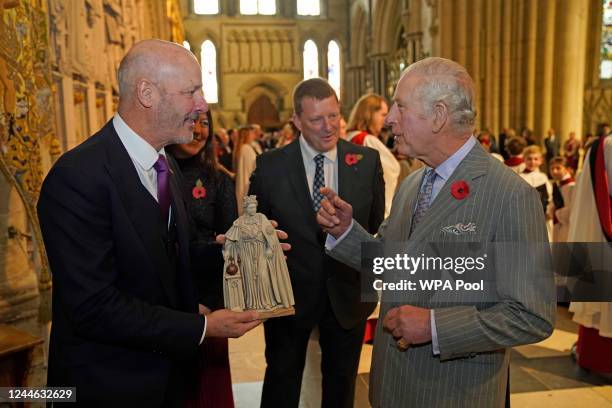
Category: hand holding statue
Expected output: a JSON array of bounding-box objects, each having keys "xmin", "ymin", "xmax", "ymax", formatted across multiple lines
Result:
[{"xmin": 218, "ymin": 196, "xmax": 295, "ymax": 318}]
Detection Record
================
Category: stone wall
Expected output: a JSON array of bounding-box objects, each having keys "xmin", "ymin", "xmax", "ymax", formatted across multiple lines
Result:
[
  {"xmin": 182, "ymin": 0, "xmax": 350, "ymax": 127},
  {"xmin": 49, "ymin": 0, "xmax": 186, "ymax": 152},
  {"xmin": 346, "ymin": 0, "xmax": 602, "ymax": 145}
]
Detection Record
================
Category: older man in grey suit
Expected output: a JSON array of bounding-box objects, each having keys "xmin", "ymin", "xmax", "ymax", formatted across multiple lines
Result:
[{"xmin": 317, "ymin": 57, "xmax": 556, "ymax": 407}]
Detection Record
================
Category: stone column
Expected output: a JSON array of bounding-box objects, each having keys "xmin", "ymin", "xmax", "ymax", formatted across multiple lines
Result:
[
  {"xmin": 534, "ymin": 0, "xmax": 556, "ymax": 139},
  {"xmin": 466, "ymin": 0, "xmax": 481, "ymax": 128},
  {"xmin": 552, "ymin": 0, "xmax": 589, "ymax": 142},
  {"xmin": 523, "ymin": 0, "xmax": 537, "ymax": 134},
  {"xmin": 482, "ymin": 1, "xmax": 501, "ymax": 135},
  {"xmin": 511, "ymin": 0, "xmax": 525, "ymax": 128},
  {"xmin": 370, "ymin": 54, "xmax": 388, "ymax": 99},
  {"xmin": 439, "ymin": 0, "xmax": 453, "ymax": 58},
  {"xmin": 499, "ymin": 0, "xmax": 512, "ymax": 130},
  {"xmin": 453, "ymin": 0, "xmax": 467, "ymax": 65}
]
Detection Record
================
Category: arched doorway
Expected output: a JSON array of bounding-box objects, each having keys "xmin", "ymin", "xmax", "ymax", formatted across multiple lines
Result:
[
  {"xmin": 247, "ymin": 94, "xmax": 280, "ymax": 129},
  {"xmin": 238, "ymin": 77, "xmax": 288, "ymax": 129}
]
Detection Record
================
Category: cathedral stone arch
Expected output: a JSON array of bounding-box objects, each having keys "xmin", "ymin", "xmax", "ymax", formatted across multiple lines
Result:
[
  {"xmin": 188, "ymin": 29, "xmax": 220, "ymax": 55},
  {"xmin": 371, "ymin": 0, "xmax": 402, "ymax": 55},
  {"xmin": 350, "ymin": 2, "xmax": 368, "ymax": 67},
  {"xmin": 238, "ymin": 77, "xmax": 288, "ymax": 128}
]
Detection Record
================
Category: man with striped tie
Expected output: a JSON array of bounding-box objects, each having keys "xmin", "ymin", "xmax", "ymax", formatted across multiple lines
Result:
[
  {"xmin": 248, "ymin": 77, "xmax": 385, "ymax": 408},
  {"xmin": 317, "ymin": 57, "xmax": 556, "ymax": 407}
]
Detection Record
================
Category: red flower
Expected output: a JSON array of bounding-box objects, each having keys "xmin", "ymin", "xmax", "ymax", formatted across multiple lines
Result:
[
  {"xmin": 192, "ymin": 179, "xmax": 206, "ymax": 199},
  {"xmin": 345, "ymin": 153, "xmax": 363, "ymax": 166},
  {"xmin": 450, "ymin": 180, "xmax": 470, "ymax": 200}
]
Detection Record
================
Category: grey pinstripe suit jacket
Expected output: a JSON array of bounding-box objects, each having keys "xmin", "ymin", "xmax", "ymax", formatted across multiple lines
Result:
[{"xmin": 328, "ymin": 143, "xmax": 556, "ymax": 408}]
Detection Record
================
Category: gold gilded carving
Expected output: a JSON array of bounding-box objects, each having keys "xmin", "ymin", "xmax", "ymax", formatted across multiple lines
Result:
[
  {"xmin": 1, "ymin": 0, "xmax": 58, "ymax": 323},
  {"xmin": 73, "ymin": 90, "xmax": 85, "ymax": 105},
  {"xmin": 167, "ymin": 0, "xmax": 184, "ymax": 44}
]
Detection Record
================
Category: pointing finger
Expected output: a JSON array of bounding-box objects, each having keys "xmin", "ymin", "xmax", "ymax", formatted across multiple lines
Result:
[{"xmin": 320, "ymin": 187, "xmax": 338, "ymax": 202}]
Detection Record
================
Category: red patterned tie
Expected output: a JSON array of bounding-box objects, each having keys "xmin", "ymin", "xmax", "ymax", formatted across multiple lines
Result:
[{"xmin": 153, "ymin": 154, "xmax": 170, "ymax": 223}]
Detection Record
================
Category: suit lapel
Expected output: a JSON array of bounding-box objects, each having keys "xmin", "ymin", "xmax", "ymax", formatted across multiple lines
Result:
[
  {"xmin": 102, "ymin": 123, "xmax": 180, "ymax": 308},
  {"xmin": 337, "ymin": 140, "xmax": 357, "ymax": 206},
  {"xmin": 409, "ymin": 143, "xmax": 490, "ymax": 242},
  {"xmin": 168, "ymin": 158, "xmax": 197, "ymax": 310}
]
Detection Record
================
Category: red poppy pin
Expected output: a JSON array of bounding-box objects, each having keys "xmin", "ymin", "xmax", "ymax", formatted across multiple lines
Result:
[
  {"xmin": 192, "ymin": 179, "xmax": 206, "ymax": 199},
  {"xmin": 345, "ymin": 153, "xmax": 363, "ymax": 166},
  {"xmin": 450, "ymin": 180, "xmax": 470, "ymax": 200}
]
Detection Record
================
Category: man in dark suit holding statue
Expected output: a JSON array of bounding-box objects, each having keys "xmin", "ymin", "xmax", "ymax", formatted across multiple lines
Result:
[{"xmin": 38, "ymin": 39, "xmax": 260, "ymax": 407}]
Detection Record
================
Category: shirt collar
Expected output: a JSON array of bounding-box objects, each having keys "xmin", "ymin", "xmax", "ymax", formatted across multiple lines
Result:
[
  {"xmin": 299, "ymin": 135, "xmax": 337, "ymax": 163},
  {"xmin": 113, "ymin": 113, "xmax": 165, "ymax": 171},
  {"xmin": 431, "ymin": 136, "xmax": 476, "ymax": 181}
]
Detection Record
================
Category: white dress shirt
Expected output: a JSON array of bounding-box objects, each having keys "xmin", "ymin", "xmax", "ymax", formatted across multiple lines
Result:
[
  {"xmin": 113, "ymin": 113, "xmax": 207, "ymax": 344},
  {"xmin": 113, "ymin": 114, "xmax": 165, "ymax": 201},
  {"xmin": 299, "ymin": 135, "xmax": 338, "ymax": 196}
]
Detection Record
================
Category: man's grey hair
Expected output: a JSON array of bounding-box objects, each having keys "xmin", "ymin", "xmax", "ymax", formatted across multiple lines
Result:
[{"xmin": 404, "ymin": 57, "xmax": 476, "ymax": 131}]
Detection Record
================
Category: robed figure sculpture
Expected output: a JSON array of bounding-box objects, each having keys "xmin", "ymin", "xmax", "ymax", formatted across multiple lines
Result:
[{"xmin": 223, "ymin": 195, "xmax": 295, "ymax": 318}]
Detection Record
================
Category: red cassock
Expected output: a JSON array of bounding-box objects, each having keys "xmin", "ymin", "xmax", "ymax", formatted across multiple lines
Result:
[
  {"xmin": 571, "ymin": 135, "xmax": 612, "ymax": 374},
  {"xmin": 186, "ymin": 338, "xmax": 235, "ymax": 408}
]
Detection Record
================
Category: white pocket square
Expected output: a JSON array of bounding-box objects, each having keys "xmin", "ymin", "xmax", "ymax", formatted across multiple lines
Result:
[{"xmin": 441, "ymin": 222, "xmax": 477, "ymax": 235}]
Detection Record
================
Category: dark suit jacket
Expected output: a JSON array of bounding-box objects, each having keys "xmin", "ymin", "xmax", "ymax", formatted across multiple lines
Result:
[
  {"xmin": 248, "ymin": 138, "xmax": 385, "ymax": 329},
  {"xmin": 544, "ymin": 136, "xmax": 561, "ymax": 161},
  {"xmin": 37, "ymin": 120, "xmax": 205, "ymax": 407}
]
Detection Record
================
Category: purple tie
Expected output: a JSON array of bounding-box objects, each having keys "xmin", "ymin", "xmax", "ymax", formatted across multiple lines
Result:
[{"xmin": 153, "ymin": 154, "xmax": 171, "ymax": 223}]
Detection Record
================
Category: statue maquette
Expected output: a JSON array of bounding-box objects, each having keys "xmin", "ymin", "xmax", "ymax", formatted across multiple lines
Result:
[{"xmin": 223, "ymin": 195, "xmax": 295, "ymax": 318}]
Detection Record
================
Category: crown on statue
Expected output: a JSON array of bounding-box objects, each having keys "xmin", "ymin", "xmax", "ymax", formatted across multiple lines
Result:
[{"xmin": 243, "ymin": 195, "xmax": 258, "ymax": 207}]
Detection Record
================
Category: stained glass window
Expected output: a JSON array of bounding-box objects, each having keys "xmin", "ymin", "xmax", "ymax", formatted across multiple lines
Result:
[
  {"xmin": 201, "ymin": 40, "xmax": 218, "ymax": 103},
  {"xmin": 240, "ymin": 0, "xmax": 276, "ymax": 15},
  {"xmin": 297, "ymin": 0, "xmax": 320, "ymax": 16},
  {"xmin": 194, "ymin": 0, "xmax": 219, "ymax": 15},
  {"xmin": 327, "ymin": 40, "xmax": 341, "ymax": 98},
  {"xmin": 600, "ymin": 0, "xmax": 612, "ymax": 79},
  {"xmin": 303, "ymin": 40, "xmax": 319, "ymax": 79}
]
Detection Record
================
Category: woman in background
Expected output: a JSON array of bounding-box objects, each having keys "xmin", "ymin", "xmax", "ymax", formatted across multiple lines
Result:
[
  {"xmin": 347, "ymin": 94, "xmax": 400, "ymax": 217},
  {"xmin": 168, "ymin": 110, "xmax": 237, "ymax": 408},
  {"xmin": 234, "ymin": 125, "xmax": 258, "ymax": 214},
  {"xmin": 275, "ymin": 122, "xmax": 296, "ymax": 148}
]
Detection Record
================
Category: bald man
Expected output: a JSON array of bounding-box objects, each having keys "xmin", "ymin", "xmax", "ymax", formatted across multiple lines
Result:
[{"xmin": 38, "ymin": 40, "xmax": 260, "ymax": 407}]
